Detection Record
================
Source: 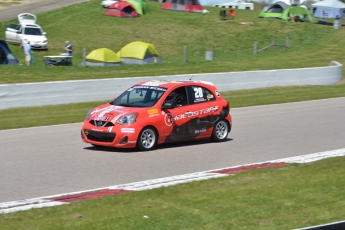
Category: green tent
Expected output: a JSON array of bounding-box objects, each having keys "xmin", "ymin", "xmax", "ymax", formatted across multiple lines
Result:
[
  {"xmin": 124, "ymin": 0, "xmax": 148, "ymax": 15},
  {"xmin": 117, "ymin": 41, "xmax": 162, "ymax": 64},
  {"xmin": 141, "ymin": 0, "xmax": 148, "ymax": 14},
  {"xmin": 282, "ymin": 6, "xmax": 313, "ymax": 21},
  {"xmin": 85, "ymin": 48, "xmax": 122, "ymax": 67},
  {"xmin": 258, "ymin": 1, "xmax": 290, "ymax": 19}
]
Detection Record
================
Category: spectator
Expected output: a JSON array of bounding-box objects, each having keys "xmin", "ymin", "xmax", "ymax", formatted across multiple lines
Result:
[
  {"xmin": 23, "ymin": 40, "xmax": 31, "ymax": 66},
  {"xmin": 291, "ymin": 14, "xmax": 300, "ymax": 22},
  {"xmin": 64, "ymin": 41, "xmax": 73, "ymax": 56}
]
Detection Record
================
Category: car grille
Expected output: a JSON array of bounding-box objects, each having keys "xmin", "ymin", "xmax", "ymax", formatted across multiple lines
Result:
[
  {"xmin": 84, "ymin": 129, "xmax": 116, "ymax": 142},
  {"xmin": 90, "ymin": 120, "xmax": 114, "ymax": 127}
]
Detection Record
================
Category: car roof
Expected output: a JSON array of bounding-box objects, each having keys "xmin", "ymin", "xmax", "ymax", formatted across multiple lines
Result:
[{"xmin": 135, "ymin": 80, "xmax": 215, "ymax": 89}]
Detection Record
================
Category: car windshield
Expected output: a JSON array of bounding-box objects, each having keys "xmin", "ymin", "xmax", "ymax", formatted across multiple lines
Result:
[
  {"xmin": 24, "ymin": 27, "xmax": 43, "ymax": 36},
  {"xmin": 111, "ymin": 85, "xmax": 167, "ymax": 108}
]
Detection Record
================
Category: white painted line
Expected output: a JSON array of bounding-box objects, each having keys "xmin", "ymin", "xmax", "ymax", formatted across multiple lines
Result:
[
  {"xmin": 0, "ymin": 202, "xmax": 66, "ymax": 215},
  {"xmin": 270, "ymin": 148, "xmax": 345, "ymax": 164}
]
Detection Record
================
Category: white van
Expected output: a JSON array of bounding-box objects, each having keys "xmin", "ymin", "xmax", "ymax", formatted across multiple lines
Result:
[{"xmin": 5, "ymin": 13, "xmax": 48, "ymax": 50}]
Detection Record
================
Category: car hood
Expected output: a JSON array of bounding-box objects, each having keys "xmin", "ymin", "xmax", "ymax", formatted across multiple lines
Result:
[
  {"xmin": 89, "ymin": 104, "xmax": 146, "ymax": 123},
  {"xmin": 22, "ymin": 35, "xmax": 47, "ymax": 42}
]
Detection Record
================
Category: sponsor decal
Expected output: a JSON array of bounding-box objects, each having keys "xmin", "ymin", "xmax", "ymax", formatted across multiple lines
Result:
[
  {"xmin": 128, "ymin": 141, "xmax": 137, "ymax": 144},
  {"xmin": 164, "ymin": 106, "xmax": 219, "ymax": 126},
  {"xmin": 152, "ymin": 87, "xmax": 166, "ymax": 91},
  {"xmin": 148, "ymin": 109, "xmax": 158, "ymax": 115},
  {"xmin": 141, "ymin": 80, "xmax": 179, "ymax": 87},
  {"xmin": 207, "ymin": 94, "xmax": 214, "ymax": 99},
  {"xmin": 130, "ymin": 85, "xmax": 167, "ymax": 92},
  {"xmin": 91, "ymin": 129, "xmax": 103, "ymax": 132},
  {"xmin": 121, "ymin": 128, "xmax": 135, "ymax": 133},
  {"xmin": 94, "ymin": 116, "xmax": 110, "ymax": 121},
  {"xmin": 195, "ymin": 128, "xmax": 207, "ymax": 134},
  {"xmin": 149, "ymin": 114, "xmax": 159, "ymax": 118},
  {"xmin": 194, "ymin": 98, "xmax": 206, "ymax": 103},
  {"xmin": 164, "ymin": 113, "xmax": 174, "ymax": 126}
]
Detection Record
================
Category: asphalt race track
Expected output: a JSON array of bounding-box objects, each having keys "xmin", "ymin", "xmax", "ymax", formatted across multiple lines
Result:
[{"xmin": 1, "ymin": 97, "xmax": 345, "ymax": 203}]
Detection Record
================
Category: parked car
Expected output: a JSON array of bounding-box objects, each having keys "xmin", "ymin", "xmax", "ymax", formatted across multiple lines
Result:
[
  {"xmin": 81, "ymin": 80, "xmax": 232, "ymax": 151},
  {"xmin": 101, "ymin": 0, "xmax": 117, "ymax": 8},
  {"xmin": 5, "ymin": 13, "xmax": 48, "ymax": 50}
]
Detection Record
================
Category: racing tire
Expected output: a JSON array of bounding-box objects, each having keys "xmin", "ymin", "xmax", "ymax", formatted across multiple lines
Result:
[
  {"xmin": 211, "ymin": 119, "xmax": 229, "ymax": 142},
  {"xmin": 137, "ymin": 127, "xmax": 157, "ymax": 151}
]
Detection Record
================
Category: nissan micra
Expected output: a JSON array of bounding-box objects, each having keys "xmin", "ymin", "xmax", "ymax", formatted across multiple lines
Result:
[{"xmin": 81, "ymin": 80, "xmax": 232, "ymax": 151}]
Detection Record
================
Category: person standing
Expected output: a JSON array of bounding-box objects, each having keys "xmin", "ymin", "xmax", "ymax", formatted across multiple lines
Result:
[
  {"xmin": 64, "ymin": 41, "xmax": 73, "ymax": 56},
  {"xmin": 23, "ymin": 40, "xmax": 31, "ymax": 66}
]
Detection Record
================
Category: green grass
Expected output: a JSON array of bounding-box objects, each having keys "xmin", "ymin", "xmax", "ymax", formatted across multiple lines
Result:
[{"xmin": 1, "ymin": 156, "xmax": 345, "ymax": 230}]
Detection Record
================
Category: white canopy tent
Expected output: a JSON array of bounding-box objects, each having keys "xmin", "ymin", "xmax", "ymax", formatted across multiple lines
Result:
[{"xmin": 312, "ymin": 0, "xmax": 345, "ymax": 18}]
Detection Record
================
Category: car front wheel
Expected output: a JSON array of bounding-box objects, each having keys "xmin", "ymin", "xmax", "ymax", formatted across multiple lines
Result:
[
  {"xmin": 137, "ymin": 127, "xmax": 157, "ymax": 151},
  {"xmin": 211, "ymin": 119, "xmax": 229, "ymax": 142}
]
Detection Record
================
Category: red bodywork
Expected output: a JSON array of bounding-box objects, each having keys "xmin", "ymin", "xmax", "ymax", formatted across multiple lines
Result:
[{"xmin": 81, "ymin": 80, "xmax": 232, "ymax": 149}]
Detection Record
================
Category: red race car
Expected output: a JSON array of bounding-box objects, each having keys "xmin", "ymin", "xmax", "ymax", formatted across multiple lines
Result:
[{"xmin": 81, "ymin": 80, "xmax": 232, "ymax": 151}]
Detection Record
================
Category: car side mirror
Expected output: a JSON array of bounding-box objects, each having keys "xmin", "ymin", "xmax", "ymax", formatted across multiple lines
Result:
[
  {"xmin": 162, "ymin": 102, "xmax": 175, "ymax": 110},
  {"xmin": 43, "ymin": 32, "xmax": 47, "ymax": 35}
]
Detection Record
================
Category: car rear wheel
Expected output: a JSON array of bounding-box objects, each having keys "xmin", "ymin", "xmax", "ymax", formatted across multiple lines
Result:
[
  {"xmin": 211, "ymin": 119, "xmax": 229, "ymax": 142},
  {"xmin": 137, "ymin": 127, "xmax": 157, "ymax": 151}
]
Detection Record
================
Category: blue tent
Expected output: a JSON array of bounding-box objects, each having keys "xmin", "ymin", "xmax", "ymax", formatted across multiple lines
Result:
[{"xmin": 0, "ymin": 40, "xmax": 19, "ymax": 65}]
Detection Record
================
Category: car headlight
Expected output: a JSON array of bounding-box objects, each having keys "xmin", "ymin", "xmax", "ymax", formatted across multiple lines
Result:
[
  {"xmin": 43, "ymin": 40, "xmax": 47, "ymax": 43},
  {"xmin": 117, "ymin": 113, "xmax": 138, "ymax": 124},
  {"xmin": 85, "ymin": 110, "xmax": 93, "ymax": 120}
]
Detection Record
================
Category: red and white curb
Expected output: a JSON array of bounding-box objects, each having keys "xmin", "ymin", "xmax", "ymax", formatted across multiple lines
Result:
[{"xmin": 1, "ymin": 148, "xmax": 344, "ymax": 215}]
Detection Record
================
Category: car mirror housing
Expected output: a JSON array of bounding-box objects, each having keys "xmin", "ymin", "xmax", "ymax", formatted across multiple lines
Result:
[{"xmin": 162, "ymin": 102, "xmax": 175, "ymax": 110}]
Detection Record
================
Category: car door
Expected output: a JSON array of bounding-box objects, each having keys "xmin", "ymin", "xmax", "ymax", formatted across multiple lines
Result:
[
  {"xmin": 158, "ymin": 86, "xmax": 195, "ymax": 143},
  {"xmin": 187, "ymin": 85, "xmax": 219, "ymax": 137},
  {"xmin": 5, "ymin": 25, "xmax": 19, "ymax": 42},
  {"xmin": 14, "ymin": 26, "xmax": 22, "ymax": 43}
]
